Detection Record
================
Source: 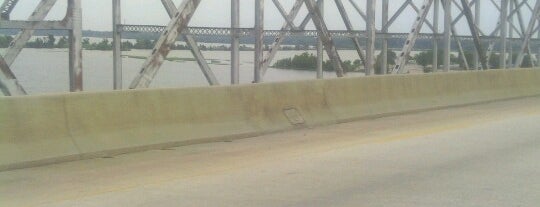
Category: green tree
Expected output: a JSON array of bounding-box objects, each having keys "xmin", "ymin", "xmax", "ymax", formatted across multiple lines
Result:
[
  {"xmin": 489, "ymin": 54, "xmax": 501, "ymax": 69},
  {"xmin": 374, "ymin": 50, "xmax": 397, "ymax": 74},
  {"xmin": 121, "ymin": 41, "xmax": 134, "ymax": 51},
  {"xmin": 45, "ymin": 34, "xmax": 56, "ymax": 48},
  {"xmin": 0, "ymin": 35, "xmax": 14, "ymax": 48},
  {"xmin": 56, "ymin": 36, "xmax": 68, "ymax": 48},
  {"xmin": 26, "ymin": 37, "xmax": 44, "ymax": 48},
  {"xmin": 82, "ymin": 38, "xmax": 91, "ymax": 49},
  {"xmin": 511, "ymin": 53, "xmax": 533, "ymax": 68},
  {"xmin": 415, "ymin": 50, "xmax": 441, "ymax": 67},
  {"xmin": 272, "ymin": 52, "xmax": 360, "ymax": 72},
  {"xmin": 134, "ymin": 39, "xmax": 153, "ymax": 49},
  {"xmin": 94, "ymin": 39, "xmax": 112, "ymax": 50}
]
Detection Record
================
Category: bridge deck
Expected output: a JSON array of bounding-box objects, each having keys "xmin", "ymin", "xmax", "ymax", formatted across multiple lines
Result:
[{"xmin": 1, "ymin": 97, "xmax": 540, "ymax": 206}]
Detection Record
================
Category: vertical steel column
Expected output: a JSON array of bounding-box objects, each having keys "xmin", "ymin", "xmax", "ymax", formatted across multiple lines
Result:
[
  {"xmin": 254, "ymin": 0, "xmax": 264, "ymax": 83},
  {"xmin": 500, "ymin": 0, "xmax": 508, "ymax": 69},
  {"xmin": 473, "ymin": 0, "xmax": 480, "ymax": 70},
  {"xmin": 443, "ymin": 0, "xmax": 451, "ymax": 72},
  {"xmin": 231, "ymin": 0, "xmax": 240, "ymax": 84},
  {"xmin": 433, "ymin": 0, "xmax": 440, "ymax": 72},
  {"xmin": 68, "ymin": 0, "xmax": 83, "ymax": 92},
  {"xmin": 508, "ymin": 0, "xmax": 514, "ymax": 67},
  {"xmin": 112, "ymin": 0, "xmax": 122, "ymax": 90},
  {"xmin": 366, "ymin": 0, "xmax": 376, "ymax": 76},
  {"xmin": 381, "ymin": 0, "xmax": 389, "ymax": 74},
  {"xmin": 316, "ymin": 0, "xmax": 324, "ymax": 79}
]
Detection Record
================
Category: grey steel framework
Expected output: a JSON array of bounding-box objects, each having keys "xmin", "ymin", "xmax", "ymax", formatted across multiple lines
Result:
[{"xmin": 1, "ymin": 0, "xmax": 540, "ymax": 95}]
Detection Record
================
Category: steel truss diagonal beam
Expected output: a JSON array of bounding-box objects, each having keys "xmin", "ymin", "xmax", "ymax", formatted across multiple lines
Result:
[
  {"xmin": 0, "ymin": 55, "xmax": 26, "ymax": 96},
  {"xmin": 0, "ymin": 0, "xmax": 80, "ymax": 94},
  {"xmin": 392, "ymin": 0, "xmax": 434, "ymax": 74},
  {"xmin": 366, "ymin": 0, "xmax": 376, "ymax": 75},
  {"xmin": 385, "ymin": 0, "xmax": 412, "ymax": 29},
  {"xmin": 261, "ymin": 0, "xmax": 306, "ymax": 76},
  {"xmin": 334, "ymin": 0, "xmax": 367, "ymax": 70},
  {"xmin": 130, "ymin": 0, "xmax": 201, "ymax": 89},
  {"xmin": 272, "ymin": 0, "xmax": 298, "ymax": 30},
  {"xmin": 0, "ymin": 0, "xmax": 56, "ymax": 95},
  {"xmin": 515, "ymin": 0, "xmax": 540, "ymax": 68},
  {"xmin": 304, "ymin": 0, "xmax": 345, "ymax": 77},
  {"xmin": 2, "ymin": 0, "xmax": 57, "ymax": 66},
  {"xmin": 161, "ymin": 0, "xmax": 219, "ymax": 85},
  {"xmin": 348, "ymin": 0, "xmax": 367, "ymax": 21},
  {"xmin": 0, "ymin": 0, "xmax": 19, "ymax": 20},
  {"xmin": 513, "ymin": 0, "xmax": 537, "ymax": 66},
  {"xmin": 384, "ymin": 0, "xmax": 435, "ymax": 32},
  {"xmin": 450, "ymin": 0, "xmax": 475, "ymax": 26},
  {"xmin": 460, "ymin": 0, "xmax": 489, "ymax": 70}
]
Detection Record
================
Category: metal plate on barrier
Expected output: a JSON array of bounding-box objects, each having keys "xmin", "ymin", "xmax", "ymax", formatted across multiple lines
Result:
[{"xmin": 283, "ymin": 107, "xmax": 305, "ymax": 125}]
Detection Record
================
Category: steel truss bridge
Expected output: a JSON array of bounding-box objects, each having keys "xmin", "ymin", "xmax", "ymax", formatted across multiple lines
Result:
[{"xmin": 1, "ymin": 0, "xmax": 540, "ymax": 96}]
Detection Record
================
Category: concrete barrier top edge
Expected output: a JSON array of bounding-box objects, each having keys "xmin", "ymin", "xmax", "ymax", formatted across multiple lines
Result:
[{"xmin": 0, "ymin": 68, "xmax": 537, "ymax": 99}]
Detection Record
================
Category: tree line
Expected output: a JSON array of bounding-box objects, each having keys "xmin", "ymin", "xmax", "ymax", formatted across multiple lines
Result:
[
  {"xmin": 414, "ymin": 50, "xmax": 534, "ymax": 71},
  {"xmin": 272, "ymin": 50, "xmax": 397, "ymax": 73}
]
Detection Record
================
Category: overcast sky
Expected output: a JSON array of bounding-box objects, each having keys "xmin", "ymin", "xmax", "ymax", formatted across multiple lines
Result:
[{"xmin": 7, "ymin": 0, "xmax": 521, "ymax": 35}]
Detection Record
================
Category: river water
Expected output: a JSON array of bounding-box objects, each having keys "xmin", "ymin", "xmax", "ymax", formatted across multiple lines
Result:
[{"xmin": 5, "ymin": 49, "xmax": 367, "ymax": 95}]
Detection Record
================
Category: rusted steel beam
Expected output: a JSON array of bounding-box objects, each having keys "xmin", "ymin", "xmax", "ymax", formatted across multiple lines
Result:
[
  {"xmin": 272, "ymin": 0, "xmax": 298, "ymax": 30},
  {"xmin": 161, "ymin": 0, "xmax": 219, "ymax": 85},
  {"xmin": 130, "ymin": 0, "xmax": 201, "ymax": 89},
  {"xmin": 68, "ymin": 0, "xmax": 83, "ymax": 92}
]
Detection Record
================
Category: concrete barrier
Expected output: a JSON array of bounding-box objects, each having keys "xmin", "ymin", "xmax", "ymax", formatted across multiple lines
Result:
[{"xmin": 2, "ymin": 69, "xmax": 540, "ymax": 171}]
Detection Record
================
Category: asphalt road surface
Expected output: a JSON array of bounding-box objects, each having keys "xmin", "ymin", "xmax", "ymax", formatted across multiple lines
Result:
[{"xmin": 1, "ymin": 97, "xmax": 540, "ymax": 207}]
